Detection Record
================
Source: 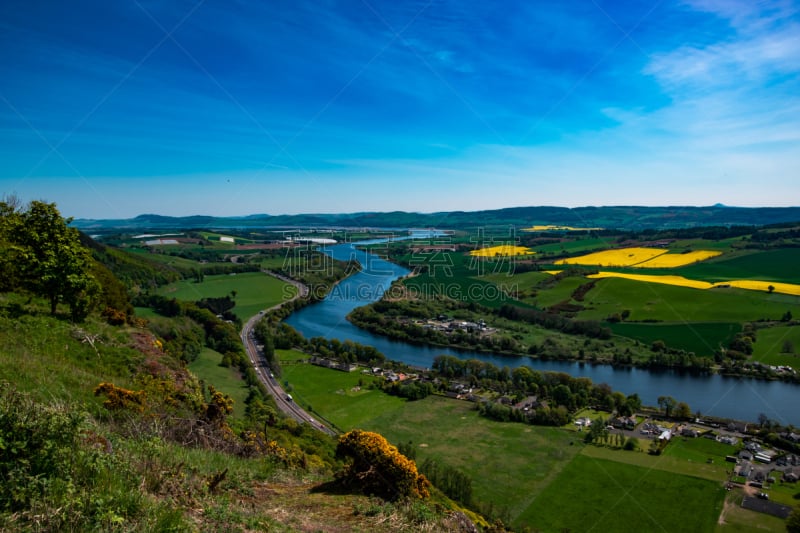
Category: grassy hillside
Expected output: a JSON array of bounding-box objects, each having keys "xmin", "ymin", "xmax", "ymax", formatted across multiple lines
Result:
[{"xmin": 0, "ymin": 296, "xmax": 471, "ymax": 532}]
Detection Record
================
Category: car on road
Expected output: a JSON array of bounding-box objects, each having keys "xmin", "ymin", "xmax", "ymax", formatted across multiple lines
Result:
[{"xmin": 286, "ymin": 394, "xmax": 293, "ymax": 402}]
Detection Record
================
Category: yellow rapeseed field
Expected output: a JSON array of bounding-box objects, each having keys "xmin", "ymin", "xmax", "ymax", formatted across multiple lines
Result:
[
  {"xmin": 635, "ymin": 250, "xmax": 722, "ymax": 268},
  {"xmin": 587, "ymin": 272, "xmax": 713, "ymax": 289},
  {"xmin": 522, "ymin": 225, "xmax": 603, "ymax": 232},
  {"xmin": 469, "ymin": 245, "xmax": 535, "ymax": 257},
  {"xmin": 719, "ymin": 280, "xmax": 800, "ymax": 296},
  {"xmin": 584, "ymin": 272, "xmax": 800, "ymax": 296},
  {"xmin": 555, "ymin": 247, "xmax": 667, "ymax": 267}
]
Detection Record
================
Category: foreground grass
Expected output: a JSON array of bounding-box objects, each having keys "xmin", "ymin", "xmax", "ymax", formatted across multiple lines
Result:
[{"xmin": 526, "ymin": 454, "xmax": 725, "ymax": 532}]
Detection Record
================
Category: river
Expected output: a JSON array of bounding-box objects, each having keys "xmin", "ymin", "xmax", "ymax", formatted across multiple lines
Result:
[{"xmin": 285, "ymin": 236, "xmax": 799, "ymax": 426}]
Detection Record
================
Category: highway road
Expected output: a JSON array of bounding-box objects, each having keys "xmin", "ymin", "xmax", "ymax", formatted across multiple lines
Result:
[{"xmin": 240, "ymin": 274, "xmax": 337, "ymax": 437}]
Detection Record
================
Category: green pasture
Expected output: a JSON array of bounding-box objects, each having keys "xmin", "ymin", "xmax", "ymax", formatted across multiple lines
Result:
[
  {"xmin": 677, "ymin": 248, "xmax": 800, "ymax": 284},
  {"xmin": 360, "ymin": 396, "xmax": 583, "ymax": 525},
  {"xmin": 530, "ymin": 275, "xmax": 589, "ymax": 308},
  {"xmin": 580, "ymin": 441, "xmax": 731, "ymax": 483},
  {"xmin": 524, "ymin": 454, "xmax": 725, "ymax": 532},
  {"xmin": 529, "ymin": 236, "xmax": 610, "ymax": 255},
  {"xmin": 609, "ymin": 322, "xmax": 740, "ymax": 356},
  {"xmin": 158, "ymin": 272, "xmax": 295, "ymax": 320},
  {"xmin": 480, "ymin": 270, "xmax": 551, "ymax": 288},
  {"xmin": 277, "ymin": 357, "xmax": 405, "ymax": 429},
  {"xmin": 750, "ymin": 325, "xmax": 800, "ymax": 367},
  {"xmin": 188, "ymin": 347, "xmax": 248, "ymax": 419},
  {"xmin": 576, "ymin": 277, "xmax": 800, "ymax": 323}
]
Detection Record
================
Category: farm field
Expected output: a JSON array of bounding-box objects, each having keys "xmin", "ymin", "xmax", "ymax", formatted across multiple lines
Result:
[
  {"xmin": 579, "ymin": 439, "xmax": 735, "ymax": 482},
  {"xmin": 522, "ymin": 454, "xmax": 725, "ymax": 532},
  {"xmin": 529, "ymin": 236, "xmax": 610, "ymax": 256},
  {"xmin": 608, "ymin": 322, "xmax": 740, "ymax": 356},
  {"xmin": 279, "ymin": 361, "xmax": 582, "ymax": 525},
  {"xmin": 526, "ymin": 275, "xmax": 588, "ymax": 308},
  {"xmin": 555, "ymin": 247, "xmax": 668, "ymax": 267},
  {"xmin": 584, "ymin": 272, "xmax": 800, "ymax": 297},
  {"xmin": 277, "ymin": 352, "xmax": 404, "ymax": 429},
  {"xmin": 157, "ymin": 272, "xmax": 296, "ymax": 320},
  {"xmin": 677, "ymin": 248, "xmax": 800, "ymax": 284},
  {"xmin": 188, "ymin": 347, "xmax": 249, "ymax": 419},
  {"xmin": 575, "ymin": 277, "xmax": 800, "ymax": 323},
  {"xmin": 750, "ymin": 325, "xmax": 800, "ymax": 367},
  {"xmin": 239, "ymin": 355, "xmax": 782, "ymax": 530},
  {"xmin": 362, "ymin": 396, "xmax": 583, "ymax": 527},
  {"xmin": 636, "ymin": 250, "xmax": 722, "ymax": 268},
  {"xmin": 469, "ymin": 244, "xmax": 534, "ymax": 257}
]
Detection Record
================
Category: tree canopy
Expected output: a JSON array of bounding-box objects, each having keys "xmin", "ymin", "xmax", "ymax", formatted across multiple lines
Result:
[{"xmin": 0, "ymin": 199, "xmax": 97, "ymax": 320}]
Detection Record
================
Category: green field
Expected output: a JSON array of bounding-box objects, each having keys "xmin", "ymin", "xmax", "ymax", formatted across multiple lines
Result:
[
  {"xmin": 158, "ymin": 272, "xmax": 296, "ymax": 320},
  {"xmin": 403, "ymin": 251, "xmax": 516, "ymax": 308},
  {"xmin": 750, "ymin": 324, "xmax": 800, "ymax": 367},
  {"xmin": 524, "ymin": 454, "xmax": 725, "ymax": 532},
  {"xmin": 278, "ymin": 356, "xmax": 404, "ymax": 429},
  {"xmin": 609, "ymin": 322, "xmax": 741, "ymax": 356},
  {"xmin": 676, "ymin": 248, "xmax": 800, "ymax": 284},
  {"xmin": 529, "ymin": 236, "xmax": 611, "ymax": 255},
  {"xmin": 274, "ymin": 360, "xmax": 786, "ymax": 530},
  {"xmin": 362, "ymin": 396, "xmax": 583, "ymax": 526},
  {"xmin": 188, "ymin": 347, "xmax": 249, "ymax": 418},
  {"xmin": 576, "ymin": 277, "xmax": 800, "ymax": 323}
]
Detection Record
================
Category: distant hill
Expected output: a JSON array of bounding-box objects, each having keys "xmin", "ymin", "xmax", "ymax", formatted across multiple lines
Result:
[{"xmin": 73, "ymin": 205, "xmax": 800, "ymax": 231}]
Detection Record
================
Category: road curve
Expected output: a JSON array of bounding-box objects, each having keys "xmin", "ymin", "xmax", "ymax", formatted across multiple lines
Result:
[{"xmin": 240, "ymin": 272, "xmax": 337, "ymax": 437}]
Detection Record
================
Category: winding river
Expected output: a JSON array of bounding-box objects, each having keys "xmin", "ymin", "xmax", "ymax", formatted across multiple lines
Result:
[{"xmin": 286, "ymin": 237, "xmax": 800, "ymax": 426}]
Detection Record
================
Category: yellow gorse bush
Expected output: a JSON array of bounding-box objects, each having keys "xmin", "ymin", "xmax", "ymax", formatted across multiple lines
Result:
[{"xmin": 336, "ymin": 429, "xmax": 430, "ymax": 500}]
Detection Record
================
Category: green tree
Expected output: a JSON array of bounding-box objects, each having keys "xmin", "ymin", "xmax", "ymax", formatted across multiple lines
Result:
[
  {"xmin": 658, "ymin": 395, "xmax": 677, "ymax": 418},
  {"xmin": 3, "ymin": 201, "xmax": 98, "ymax": 319},
  {"xmin": 674, "ymin": 401, "xmax": 691, "ymax": 420},
  {"xmin": 787, "ymin": 506, "xmax": 800, "ymax": 533}
]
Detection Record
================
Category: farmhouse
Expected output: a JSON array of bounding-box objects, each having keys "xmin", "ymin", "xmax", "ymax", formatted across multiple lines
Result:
[{"xmin": 611, "ymin": 416, "xmax": 636, "ymax": 430}]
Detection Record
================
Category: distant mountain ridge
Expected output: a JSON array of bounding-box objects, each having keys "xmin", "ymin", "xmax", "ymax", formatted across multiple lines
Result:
[{"xmin": 73, "ymin": 205, "xmax": 800, "ymax": 231}]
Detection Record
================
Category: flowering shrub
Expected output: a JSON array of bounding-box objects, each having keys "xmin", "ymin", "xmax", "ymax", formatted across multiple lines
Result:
[{"xmin": 336, "ymin": 430, "xmax": 429, "ymax": 500}]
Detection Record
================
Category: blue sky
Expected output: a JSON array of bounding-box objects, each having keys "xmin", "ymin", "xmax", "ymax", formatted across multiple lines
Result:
[{"xmin": 1, "ymin": 0, "xmax": 798, "ymax": 219}]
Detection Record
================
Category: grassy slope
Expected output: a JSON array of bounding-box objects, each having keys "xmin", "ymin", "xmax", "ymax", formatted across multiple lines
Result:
[
  {"xmin": 158, "ymin": 272, "xmax": 296, "ymax": 320},
  {"xmin": 0, "ymin": 302, "xmax": 470, "ymax": 532},
  {"xmin": 0, "ymin": 304, "xmax": 142, "ymax": 408}
]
